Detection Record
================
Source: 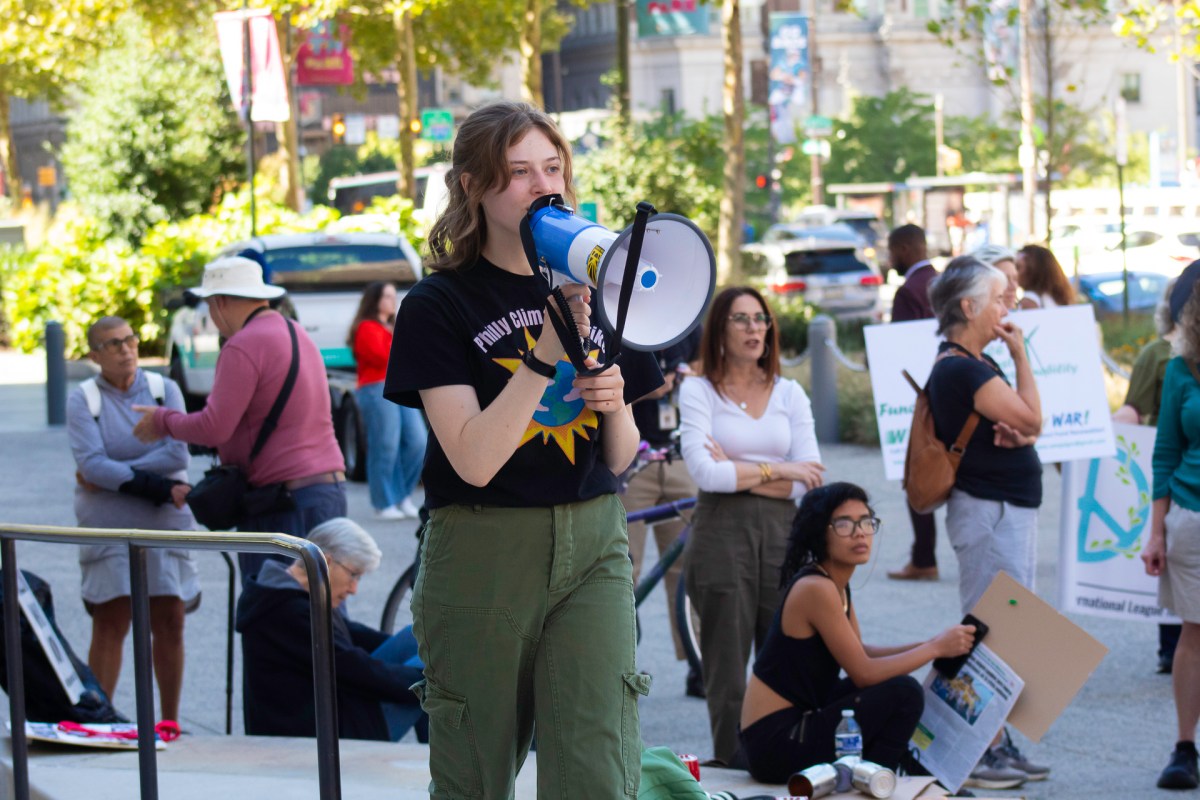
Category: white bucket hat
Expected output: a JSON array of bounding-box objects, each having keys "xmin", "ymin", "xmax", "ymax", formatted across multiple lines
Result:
[{"xmin": 190, "ymin": 256, "xmax": 286, "ymax": 300}]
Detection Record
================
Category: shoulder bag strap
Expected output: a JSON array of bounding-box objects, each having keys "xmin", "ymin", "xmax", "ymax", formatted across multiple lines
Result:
[
  {"xmin": 248, "ymin": 317, "xmax": 300, "ymax": 463},
  {"xmin": 950, "ymin": 411, "xmax": 981, "ymax": 455}
]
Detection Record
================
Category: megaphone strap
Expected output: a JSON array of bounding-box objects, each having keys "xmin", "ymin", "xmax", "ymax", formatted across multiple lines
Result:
[{"xmin": 520, "ymin": 196, "xmax": 657, "ymax": 379}]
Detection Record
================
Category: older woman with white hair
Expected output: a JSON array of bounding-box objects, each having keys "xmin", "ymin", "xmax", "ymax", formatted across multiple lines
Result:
[
  {"xmin": 927, "ymin": 255, "xmax": 1048, "ymax": 789},
  {"xmin": 970, "ymin": 244, "xmax": 1020, "ymax": 310},
  {"xmin": 235, "ymin": 517, "xmax": 427, "ymax": 742}
]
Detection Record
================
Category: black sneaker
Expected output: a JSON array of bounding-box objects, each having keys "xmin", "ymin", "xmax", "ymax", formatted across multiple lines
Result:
[
  {"xmin": 1158, "ymin": 651, "xmax": 1175, "ymax": 675},
  {"xmin": 1158, "ymin": 743, "xmax": 1200, "ymax": 789},
  {"xmin": 685, "ymin": 666, "xmax": 706, "ymax": 698}
]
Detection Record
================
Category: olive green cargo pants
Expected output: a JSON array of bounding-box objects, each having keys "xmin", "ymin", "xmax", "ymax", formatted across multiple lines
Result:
[{"xmin": 411, "ymin": 495, "xmax": 649, "ymax": 799}]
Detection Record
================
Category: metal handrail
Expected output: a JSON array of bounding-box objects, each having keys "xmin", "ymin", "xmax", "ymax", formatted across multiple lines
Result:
[
  {"xmin": 1100, "ymin": 349, "xmax": 1132, "ymax": 380},
  {"xmin": 0, "ymin": 525, "xmax": 341, "ymax": 800}
]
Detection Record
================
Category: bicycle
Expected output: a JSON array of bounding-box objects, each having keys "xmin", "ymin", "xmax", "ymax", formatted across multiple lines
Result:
[{"xmin": 378, "ymin": 444, "xmax": 705, "ymax": 677}]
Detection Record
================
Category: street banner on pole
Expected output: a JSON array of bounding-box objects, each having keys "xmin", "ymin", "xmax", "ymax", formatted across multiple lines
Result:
[
  {"xmin": 1058, "ymin": 423, "xmax": 1179, "ymax": 623},
  {"xmin": 214, "ymin": 9, "xmax": 290, "ymax": 123},
  {"xmin": 863, "ymin": 305, "xmax": 1115, "ymax": 481},
  {"xmin": 296, "ymin": 19, "xmax": 354, "ymax": 86},
  {"xmin": 768, "ymin": 14, "xmax": 809, "ymax": 146}
]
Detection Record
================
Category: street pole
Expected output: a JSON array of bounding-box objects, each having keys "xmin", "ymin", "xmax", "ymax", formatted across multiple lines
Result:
[
  {"xmin": 241, "ymin": 2, "xmax": 257, "ymax": 238},
  {"xmin": 1018, "ymin": 0, "xmax": 1035, "ymax": 242},
  {"xmin": 934, "ymin": 93, "xmax": 944, "ymax": 178},
  {"xmin": 1175, "ymin": 0, "xmax": 1190, "ymax": 183},
  {"xmin": 616, "ymin": 0, "xmax": 631, "ymax": 126},
  {"xmin": 808, "ymin": 0, "xmax": 822, "ymax": 206},
  {"xmin": 1116, "ymin": 97, "xmax": 1129, "ymax": 324}
]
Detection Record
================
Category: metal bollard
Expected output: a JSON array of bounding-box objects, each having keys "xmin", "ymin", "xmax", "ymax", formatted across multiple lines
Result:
[
  {"xmin": 45, "ymin": 320, "xmax": 67, "ymax": 426},
  {"xmin": 808, "ymin": 314, "xmax": 839, "ymax": 443}
]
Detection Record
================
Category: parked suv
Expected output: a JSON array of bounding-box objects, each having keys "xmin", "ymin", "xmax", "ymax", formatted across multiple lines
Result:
[
  {"xmin": 741, "ymin": 223, "xmax": 882, "ymax": 317},
  {"xmin": 166, "ymin": 231, "xmax": 423, "ymax": 479}
]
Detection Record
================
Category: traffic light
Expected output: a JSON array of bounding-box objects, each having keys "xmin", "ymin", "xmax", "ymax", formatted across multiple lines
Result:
[
  {"xmin": 331, "ymin": 113, "xmax": 346, "ymax": 145},
  {"xmin": 409, "ymin": 118, "xmax": 422, "ymax": 135},
  {"xmin": 755, "ymin": 174, "xmax": 768, "ymax": 189}
]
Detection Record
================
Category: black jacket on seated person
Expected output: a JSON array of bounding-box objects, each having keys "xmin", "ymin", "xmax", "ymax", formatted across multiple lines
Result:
[{"xmin": 234, "ymin": 560, "xmax": 416, "ymax": 741}]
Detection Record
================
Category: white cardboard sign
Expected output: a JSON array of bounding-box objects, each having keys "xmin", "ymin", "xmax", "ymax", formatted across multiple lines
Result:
[
  {"xmin": 1058, "ymin": 423, "xmax": 1179, "ymax": 623},
  {"xmin": 863, "ymin": 305, "xmax": 1116, "ymax": 481}
]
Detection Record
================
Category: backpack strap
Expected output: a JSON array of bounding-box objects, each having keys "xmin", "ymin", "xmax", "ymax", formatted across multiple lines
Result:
[
  {"xmin": 901, "ymin": 367, "xmax": 980, "ymax": 455},
  {"xmin": 80, "ymin": 378, "xmax": 102, "ymax": 420},
  {"xmin": 145, "ymin": 371, "xmax": 166, "ymax": 405}
]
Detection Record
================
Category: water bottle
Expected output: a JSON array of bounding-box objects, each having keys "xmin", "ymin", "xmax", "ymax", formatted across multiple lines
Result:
[{"xmin": 834, "ymin": 709, "xmax": 863, "ymax": 760}]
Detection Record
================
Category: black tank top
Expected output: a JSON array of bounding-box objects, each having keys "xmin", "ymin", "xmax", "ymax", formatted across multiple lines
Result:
[{"xmin": 751, "ymin": 565, "xmax": 851, "ymax": 711}]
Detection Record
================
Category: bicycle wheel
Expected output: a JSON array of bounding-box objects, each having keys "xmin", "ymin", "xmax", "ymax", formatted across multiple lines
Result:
[
  {"xmin": 380, "ymin": 561, "xmax": 417, "ymax": 635},
  {"xmin": 674, "ymin": 573, "xmax": 702, "ymax": 674}
]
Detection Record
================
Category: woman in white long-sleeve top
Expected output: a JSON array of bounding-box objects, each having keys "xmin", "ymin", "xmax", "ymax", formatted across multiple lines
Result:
[{"xmin": 679, "ymin": 286, "xmax": 824, "ymax": 766}]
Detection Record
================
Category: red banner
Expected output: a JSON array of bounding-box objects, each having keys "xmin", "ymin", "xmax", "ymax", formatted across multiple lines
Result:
[
  {"xmin": 214, "ymin": 8, "xmax": 290, "ymax": 123},
  {"xmin": 297, "ymin": 20, "xmax": 354, "ymax": 86}
]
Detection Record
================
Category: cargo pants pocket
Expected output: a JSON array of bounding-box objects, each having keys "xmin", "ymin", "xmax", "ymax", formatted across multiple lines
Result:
[
  {"xmin": 621, "ymin": 672, "xmax": 653, "ymax": 796},
  {"xmin": 412, "ymin": 680, "xmax": 484, "ymax": 798}
]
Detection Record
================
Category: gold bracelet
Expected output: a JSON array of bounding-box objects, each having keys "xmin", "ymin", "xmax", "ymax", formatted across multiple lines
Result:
[{"xmin": 758, "ymin": 462, "xmax": 773, "ymax": 483}]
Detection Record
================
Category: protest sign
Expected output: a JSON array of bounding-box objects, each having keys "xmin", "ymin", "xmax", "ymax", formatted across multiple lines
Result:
[
  {"xmin": 1058, "ymin": 423, "xmax": 1178, "ymax": 623},
  {"xmin": 863, "ymin": 305, "xmax": 1115, "ymax": 481}
]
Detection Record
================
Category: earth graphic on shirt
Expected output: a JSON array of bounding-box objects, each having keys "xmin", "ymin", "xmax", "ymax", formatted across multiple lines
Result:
[{"xmin": 494, "ymin": 329, "xmax": 599, "ymax": 464}]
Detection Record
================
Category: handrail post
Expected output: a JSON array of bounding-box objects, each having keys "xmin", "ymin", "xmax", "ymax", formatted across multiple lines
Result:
[
  {"xmin": 300, "ymin": 542, "xmax": 341, "ymax": 800},
  {"xmin": 129, "ymin": 544, "xmax": 158, "ymax": 800},
  {"xmin": 2, "ymin": 540, "xmax": 29, "ymax": 800},
  {"xmin": 222, "ymin": 552, "xmax": 236, "ymax": 736}
]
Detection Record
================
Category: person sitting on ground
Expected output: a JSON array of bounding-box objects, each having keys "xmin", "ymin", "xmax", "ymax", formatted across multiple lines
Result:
[
  {"xmin": 68, "ymin": 315, "xmax": 200, "ymax": 726},
  {"xmin": 739, "ymin": 482, "xmax": 975, "ymax": 783},
  {"xmin": 235, "ymin": 517, "xmax": 427, "ymax": 742}
]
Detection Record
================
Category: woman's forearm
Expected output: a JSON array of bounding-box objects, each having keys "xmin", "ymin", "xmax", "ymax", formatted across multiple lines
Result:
[
  {"xmin": 1012, "ymin": 352, "xmax": 1042, "ymax": 429},
  {"xmin": 601, "ymin": 404, "xmax": 641, "ymax": 474}
]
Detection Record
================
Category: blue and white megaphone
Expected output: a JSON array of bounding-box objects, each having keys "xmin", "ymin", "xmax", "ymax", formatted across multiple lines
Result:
[{"xmin": 526, "ymin": 195, "xmax": 716, "ymax": 351}]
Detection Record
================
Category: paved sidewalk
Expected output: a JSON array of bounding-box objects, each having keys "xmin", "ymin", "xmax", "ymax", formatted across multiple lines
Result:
[{"xmin": 0, "ymin": 351, "xmax": 1182, "ymax": 798}]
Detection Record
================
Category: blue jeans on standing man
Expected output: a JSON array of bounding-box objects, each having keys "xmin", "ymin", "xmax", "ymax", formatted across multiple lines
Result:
[{"xmin": 356, "ymin": 381, "xmax": 427, "ymax": 511}]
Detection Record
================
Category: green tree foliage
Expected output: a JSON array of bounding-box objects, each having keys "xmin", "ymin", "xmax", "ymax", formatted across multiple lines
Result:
[
  {"xmin": 823, "ymin": 89, "xmax": 937, "ymax": 185},
  {"xmin": 572, "ymin": 111, "xmax": 781, "ymax": 243},
  {"xmin": 58, "ymin": 16, "xmax": 244, "ymax": 245},
  {"xmin": 1116, "ymin": 1, "xmax": 1200, "ymax": 60}
]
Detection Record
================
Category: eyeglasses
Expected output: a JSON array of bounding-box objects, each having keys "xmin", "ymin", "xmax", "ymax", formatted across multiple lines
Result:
[
  {"xmin": 94, "ymin": 334, "xmax": 139, "ymax": 354},
  {"xmin": 829, "ymin": 516, "xmax": 881, "ymax": 537},
  {"xmin": 332, "ymin": 559, "xmax": 364, "ymax": 582},
  {"xmin": 728, "ymin": 312, "xmax": 773, "ymax": 330}
]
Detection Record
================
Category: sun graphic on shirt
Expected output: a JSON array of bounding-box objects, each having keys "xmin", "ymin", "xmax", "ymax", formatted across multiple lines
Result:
[{"xmin": 494, "ymin": 329, "xmax": 599, "ymax": 464}]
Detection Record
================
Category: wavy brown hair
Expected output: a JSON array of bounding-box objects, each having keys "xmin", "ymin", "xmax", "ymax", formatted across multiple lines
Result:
[
  {"xmin": 425, "ymin": 101, "xmax": 576, "ymax": 272},
  {"xmin": 699, "ymin": 286, "xmax": 781, "ymax": 396},
  {"xmin": 1018, "ymin": 244, "xmax": 1075, "ymax": 306}
]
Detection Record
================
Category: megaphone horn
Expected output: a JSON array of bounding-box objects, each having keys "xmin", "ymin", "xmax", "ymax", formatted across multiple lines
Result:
[{"xmin": 526, "ymin": 195, "xmax": 716, "ymax": 352}]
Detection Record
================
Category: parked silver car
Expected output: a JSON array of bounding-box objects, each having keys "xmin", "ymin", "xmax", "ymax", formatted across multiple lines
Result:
[{"xmin": 741, "ymin": 223, "xmax": 882, "ymax": 317}]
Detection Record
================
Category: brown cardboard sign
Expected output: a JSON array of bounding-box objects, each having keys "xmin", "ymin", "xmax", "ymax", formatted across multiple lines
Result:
[{"xmin": 970, "ymin": 572, "xmax": 1108, "ymax": 742}]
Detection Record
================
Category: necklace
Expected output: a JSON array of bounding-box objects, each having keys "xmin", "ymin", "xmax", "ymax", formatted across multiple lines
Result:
[
  {"xmin": 738, "ymin": 401, "xmax": 748, "ymax": 410},
  {"xmin": 813, "ymin": 564, "xmax": 849, "ymax": 613}
]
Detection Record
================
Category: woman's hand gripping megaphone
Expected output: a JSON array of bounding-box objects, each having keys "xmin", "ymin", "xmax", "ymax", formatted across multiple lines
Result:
[{"xmin": 530, "ymin": 283, "xmax": 592, "ymax": 368}]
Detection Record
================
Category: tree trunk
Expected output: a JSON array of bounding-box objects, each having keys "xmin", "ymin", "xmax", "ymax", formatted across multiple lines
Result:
[
  {"xmin": 1041, "ymin": 3, "xmax": 1053, "ymax": 245},
  {"xmin": 394, "ymin": 7, "xmax": 417, "ymax": 201},
  {"xmin": 615, "ymin": 0, "xmax": 631, "ymax": 125},
  {"xmin": 520, "ymin": 0, "xmax": 544, "ymax": 107},
  {"xmin": 275, "ymin": 16, "xmax": 303, "ymax": 212},
  {"xmin": 0, "ymin": 86, "xmax": 21, "ymax": 205},
  {"xmin": 717, "ymin": 0, "xmax": 745, "ymax": 285}
]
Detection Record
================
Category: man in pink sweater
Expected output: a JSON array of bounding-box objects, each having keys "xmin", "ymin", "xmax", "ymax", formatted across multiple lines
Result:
[{"xmin": 135, "ymin": 257, "xmax": 346, "ymax": 582}]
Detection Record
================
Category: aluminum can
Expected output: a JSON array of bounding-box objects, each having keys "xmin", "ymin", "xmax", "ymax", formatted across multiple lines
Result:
[
  {"xmin": 850, "ymin": 759, "xmax": 898, "ymax": 798},
  {"xmin": 833, "ymin": 755, "xmax": 861, "ymax": 792},
  {"xmin": 787, "ymin": 762, "xmax": 839, "ymax": 798},
  {"xmin": 677, "ymin": 753, "xmax": 701, "ymax": 782}
]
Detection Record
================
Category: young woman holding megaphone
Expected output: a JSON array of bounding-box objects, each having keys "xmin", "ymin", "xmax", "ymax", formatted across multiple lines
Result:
[{"xmin": 384, "ymin": 101, "xmax": 665, "ymax": 799}]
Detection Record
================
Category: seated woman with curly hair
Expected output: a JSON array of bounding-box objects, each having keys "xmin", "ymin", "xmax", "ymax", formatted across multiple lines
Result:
[{"xmin": 738, "ymin": 482, "xmax": 976, "ymax": 783}]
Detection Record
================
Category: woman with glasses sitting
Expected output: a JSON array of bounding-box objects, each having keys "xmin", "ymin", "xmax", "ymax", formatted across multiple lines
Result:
[
  {"xmin": 235, "ymin": 517, "xmax": 427, "ymax": 742},
  {"xmin": 739, "ymin": 483, "xmax": 976, "ymax": 782},
  {"xmin": 679, "ymin": 286, "xmax": 824, "ymax": 767}
]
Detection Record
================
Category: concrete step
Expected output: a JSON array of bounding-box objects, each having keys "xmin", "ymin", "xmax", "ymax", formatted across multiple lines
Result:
[{"xmin": 0, "ymin": 732, "xmax": 950, "ymax": 799}]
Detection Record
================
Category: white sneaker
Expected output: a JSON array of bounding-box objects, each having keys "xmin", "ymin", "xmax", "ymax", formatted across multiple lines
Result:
[
  {"xmin": 374, "ymin": 506, "xmax": 406, "ymax": 520},
  {"xmin": 398, "ymin": 498, "xmax": 420, "ymax": 518}
]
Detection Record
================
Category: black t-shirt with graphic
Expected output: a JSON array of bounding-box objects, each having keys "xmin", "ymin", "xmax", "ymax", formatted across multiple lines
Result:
[
  {"xmin": 384, "ymin": 258, "xmax": 664, "ymax": 509},
  {"xmin": 927, "ymin": 341, "xmax": 1042, "ymax": 508}
]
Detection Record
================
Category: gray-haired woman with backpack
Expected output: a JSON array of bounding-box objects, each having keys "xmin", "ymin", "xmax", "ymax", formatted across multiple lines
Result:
[{"xmin": 926, "ymin": 255, "xmax": 1046, "ymax": 789}]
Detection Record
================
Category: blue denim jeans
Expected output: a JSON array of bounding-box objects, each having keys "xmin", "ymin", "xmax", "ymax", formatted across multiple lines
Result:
[
  {"xmin": 357, "ymin": 382, "xmax": 428, "ymax": 511},
  {"xmin": 237, "ymin": 481, "xmax": 348, "ymax": 585},
  {"xmin": 372, "ymin": 626, "xmax": 429, "ymax": 742}
]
